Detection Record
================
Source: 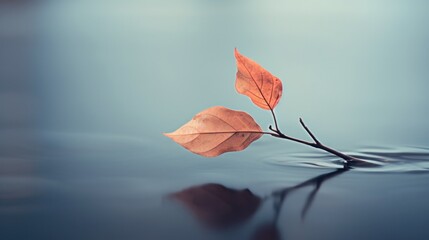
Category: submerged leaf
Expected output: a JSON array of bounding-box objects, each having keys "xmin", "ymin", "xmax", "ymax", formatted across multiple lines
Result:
[
  {"xmin": 235, "ymin": 48, "xmax": 283, "ymax": 110},
  {"xmin": 164, "ymin": 106, "xmax": 262, "ymax": 157}
]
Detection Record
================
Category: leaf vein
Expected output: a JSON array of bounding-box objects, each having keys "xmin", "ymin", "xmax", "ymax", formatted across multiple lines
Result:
[{"xmin": 237, "ymin": 54, "xmax": 272, "ymax": 110}]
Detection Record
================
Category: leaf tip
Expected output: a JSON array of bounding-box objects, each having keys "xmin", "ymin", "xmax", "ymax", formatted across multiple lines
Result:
[
  {"xmin": 234, "ymin": 48, "xmax": 240, "ymax": 57},
  {"xmin": 163, "ymin": 132, "xmax": 173, "ymax": 138}
]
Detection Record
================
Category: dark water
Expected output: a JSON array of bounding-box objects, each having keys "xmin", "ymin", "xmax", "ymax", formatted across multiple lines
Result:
[
  {"xmin": 1, "ymin": 131, "xmax": 429, "ymax": 240},
  {"xmin": 1, "ymin": 1, "xmax": 429, "ymax": 240}
]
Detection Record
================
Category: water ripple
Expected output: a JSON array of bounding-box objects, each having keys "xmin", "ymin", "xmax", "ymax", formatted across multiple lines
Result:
[{"xmin": 263, "ymin": 146, "xmax": 429, "ymax": 173}]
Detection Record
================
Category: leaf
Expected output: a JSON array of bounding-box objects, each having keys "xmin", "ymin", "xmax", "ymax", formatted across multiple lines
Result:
[
  {"xmin": 164, "ymin": 106, "xmax": 262, "ymax": 157},
  {"xmin": 235, "ymin": 48, "xmax": 283, "ymax": 110},
  {"xmin": 170, "ymin": 183, "xmax": 261, "ymax": 229}
]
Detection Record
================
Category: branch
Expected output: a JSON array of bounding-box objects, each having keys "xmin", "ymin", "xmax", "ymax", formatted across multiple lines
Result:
[
  {"xmin": 269, "ymin": 119, "xmax": 363, "ymax": 163},
  {"xmin": 269, "ymin": 125, "xmax": 279, "ymax": 134},
  {"xmin": 299, "ymin": 118, "xmax": 320, "ymax": 145}
]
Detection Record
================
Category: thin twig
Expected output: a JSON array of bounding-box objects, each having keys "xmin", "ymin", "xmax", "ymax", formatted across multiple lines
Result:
[
  {"xmin": 266, "ymin": 107, "xmax": 361, "ymax": 163},
  {"xmin": 268, "ymin": 125, "xmax": 280, "ymax": 134},
  {"xmin": 275, "ymin": 131, "xmax": 316, "ymax": 147},
  {"xmin": 299, "ymin": 118, "xmax": 320, "ymax": 145},
  {"xmin": 268, "ymin": 120, "xmax": 361, "ymax": 163}
]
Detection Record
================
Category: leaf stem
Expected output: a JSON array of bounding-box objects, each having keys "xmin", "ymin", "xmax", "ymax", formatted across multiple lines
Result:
[{"xmin": 270, "ymin": 109, "xmax": 280, "ymax": 132}]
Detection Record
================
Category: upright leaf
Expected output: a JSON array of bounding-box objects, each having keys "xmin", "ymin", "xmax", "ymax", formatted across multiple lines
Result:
[
  {"xmin": 235, "ymin": 48, "xmax": 283, "ymax": 110},
  {"xmin": 164, "ymin": 106, "xmax": 262, "ymax": 157}
]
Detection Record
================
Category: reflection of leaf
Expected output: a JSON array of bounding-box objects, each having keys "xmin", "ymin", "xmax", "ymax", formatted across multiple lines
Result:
[
  {"xmin": 170, "ymin": 183, "xmax": 261, "ymax": 229},
  {"xmin": 164, "ymin": 106, "xmax": 262, "ymax": 157},
  {"xmin": 235, "ymin": 48, "xmax": 283, "ymax": 110},
  {"xmin": 251, "ymin": 222, "xmax": 281, "ymax": 240}
]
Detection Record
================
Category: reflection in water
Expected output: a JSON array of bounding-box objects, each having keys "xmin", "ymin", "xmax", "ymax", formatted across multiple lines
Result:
[
  {"xmin": 170, "ymin": 163, "xmax": 350, "ymax": 239},
  {"xmin": 170, "ymin": 184, "xmax": 261, "ymax": 229},
  {"xmin": 269, "ymin": 146, "xmax": 429, "ymax": 172},
  {"xmin": 251, "ymin": 222, "xmax": 281, "ymax": 240},
  {"xmin": 271, "ymin": 165, "xmax": 349, "ymax": 222}
]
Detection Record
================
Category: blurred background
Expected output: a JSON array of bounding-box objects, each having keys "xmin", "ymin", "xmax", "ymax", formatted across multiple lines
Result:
[
  {"xmin": 1, "ymin": 0, "xmax": 429, "ymax": 145},
  {"xmin": 1, "ymin": 0, "xmax": 429, "ymax": 239}
]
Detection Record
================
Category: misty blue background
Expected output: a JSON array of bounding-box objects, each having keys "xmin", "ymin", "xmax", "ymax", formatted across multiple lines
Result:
[
  {"xmin": 3, "ymin": 0, "xmax": 428, "ymax": 146},
  {"xmin": 1, "ymin": 1, "xmax": 429, "ymax": 240}
]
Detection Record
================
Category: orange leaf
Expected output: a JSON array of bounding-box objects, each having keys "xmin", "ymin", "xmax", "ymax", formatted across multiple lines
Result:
[
  {"xmin": 235, "ymin": 48, "xmax": 283, "ymax": 110},
  {"xmin": 164, "ymin": 106, "xmax": 262, "ymax": 157}
]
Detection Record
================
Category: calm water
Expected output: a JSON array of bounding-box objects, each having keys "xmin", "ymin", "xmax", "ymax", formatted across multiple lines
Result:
[
  {"xmin": 1, "ymin": 132, "xmax": 429, "ymax": 240},
  {"xmin": 1, "ymin": 1, "xmax": 429, "ymax": 240}
]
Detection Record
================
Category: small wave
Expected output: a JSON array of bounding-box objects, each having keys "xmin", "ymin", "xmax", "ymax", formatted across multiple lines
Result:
[{"xmin": 263, "ymin": 146, "xmax": 429, "ymax": 173}]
